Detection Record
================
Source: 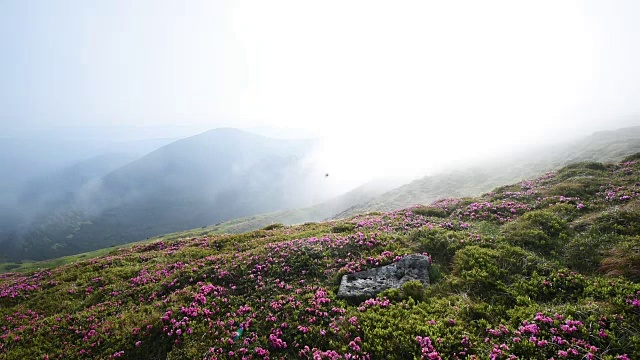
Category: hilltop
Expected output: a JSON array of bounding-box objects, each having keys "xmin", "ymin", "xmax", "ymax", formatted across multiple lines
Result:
[
  {"xmin": 1, "ymin": 153, "xmax": 639, "ymax": 359},
  {"xmin": 335, "ymin": 126, "xmax": 640, "ymax": 218}
]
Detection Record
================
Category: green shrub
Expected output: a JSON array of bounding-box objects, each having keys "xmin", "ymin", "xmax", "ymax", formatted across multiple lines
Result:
[
  {"xmin": 547, "ymin": 182, "xmax": 589, "ymax": 198},
  {"xmin": 411, "ymin": 206, "xmax": 448, "ymax": 218},
  {"xmin": 590, "ymin": 210, "xmax": 640, "ymax": 236},
  {"xmin": 356, "ymin": 303, "xmax": 428, "ymax": 359},
  {"xmin": 262, "ymin": 223, "xmax": 284, "ymax": 231},
  {"xmin": 471, "ymin": 221, "xmax": 501, "ymax": 238},
  {"xmin": 546, "ymin": 176, "xmax": 606, "ymax": 199},
  {"xmin": 356, "ymin": 299, "xmax": 477, "ymax": 359},
  {"xmin": 2, "ymin": 264, "xmax": 20, "ymax": 271},
  {"xmin": 378, "ymin": 280, "xmax": 428, "ymax": 303},
  {"xmin": 503, "ymin": 210, "xmax": 571, "ymax": 255},
  {"xmin": 401, "ymin": 280, "xmax": 427, "ymax": 302},
  {"xmin": 563, "ymin": 234, "xmax": 618, "ymax": 274},
  {"xmin": 410, "ymin": 228, "xmax": 467, "ymax": 266},
  {"xmin": 450, "ymin": 245, "xmax": 545, "ymax": 303},
  {"xmin": 622, "ymin": 152, "xmax": 640, "ymax": 162},
  {"xmin": 560, "ymin": 161, "xmax": 607, "ymax": 172},
  {"xmin": 428, "ymin": 263, "xmax": 446, "ymax": 284},
  {"xmin": 493, "ymin": 184, "xmax": 522, "ymax": 195},
  {"xmin": 378, "ymin": 287, "xmax": 402, "ymax": 301},
  {"xmin": 599, "ymin": 237, "xmax": 640, "ymax": 281},
  {"xmin": 556, "ymin": 168, "xmax": 608, "ymax": 181},
  {"xmin": 331, "ymin": 223, "xmax": 356, "ymax": 233},
  {"xmin": 546, "ymin": 203, "xmax": 580, "ymax": 221}
]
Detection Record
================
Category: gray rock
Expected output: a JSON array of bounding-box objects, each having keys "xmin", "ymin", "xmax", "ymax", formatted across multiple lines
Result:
[{"xmin": 337, "ymin": 254, "xmax": 431, "ymax": 301}]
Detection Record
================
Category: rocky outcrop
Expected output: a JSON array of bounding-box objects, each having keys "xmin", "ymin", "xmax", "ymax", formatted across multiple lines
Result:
[{"xmin": 337, "ymin": 254, "xmax": 431, "ymax": 301}]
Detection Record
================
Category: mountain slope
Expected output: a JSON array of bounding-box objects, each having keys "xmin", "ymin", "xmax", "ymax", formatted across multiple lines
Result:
[
  {"xmin": 1, "ymin": 154, "xmax": 639, "ymax": 359},
  {"xmin": 199, "ymin": 176, "xmax": 406, "ymax": 234},
  {"xmin": 0, "ymin": 129, "xmax": 331, "ymax": 261},
  {"xmin": 0, "ymin": 138, "xmax": 96, "ymax": 205},
  {"xmin": 0, "ymin": 136, "xmax": 176, "ymax": 206},
  {"xmin": 18, "ymin": 152, "xmax": 139, "ymax": 211},
  {"xmin": 334, "ymin": 126, "xmax": 640, "ymax": 218},
  {"xmin": 92, "ymin": 128, "xmax": 319, "ymax": 223}
]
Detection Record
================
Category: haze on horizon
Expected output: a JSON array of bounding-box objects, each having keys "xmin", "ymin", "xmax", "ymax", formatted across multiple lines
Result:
[{"xmin": 2, "ymin": 0, "xmax": 640, "ymax": 184}]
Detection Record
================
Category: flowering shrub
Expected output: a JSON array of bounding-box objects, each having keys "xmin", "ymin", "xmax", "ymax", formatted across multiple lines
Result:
[
  {"xmin": 454, "ymin": 200, "xmax": 532, "ymax": 223},
  {"xmin": 1, "ymin": 156, "xmax": 640, "ymax": 359}
]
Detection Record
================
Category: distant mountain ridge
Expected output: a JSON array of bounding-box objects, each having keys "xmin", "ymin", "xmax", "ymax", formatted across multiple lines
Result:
[{"xmin": 0, "ymin": 128, "xmax": 336, "ymax": 261}]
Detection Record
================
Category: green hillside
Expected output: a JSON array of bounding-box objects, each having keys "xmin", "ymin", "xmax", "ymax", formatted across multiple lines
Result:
[
  {"xmin": 173, "ymin": 176, "xmax": 405, "ymax": 236},
  {"xmin": 335, "ymin": 126, "xmax": 640, "ymax": 218},
  {"xmin": 1, "ymin": 154, "xmax": 640, "ymax": 359}
]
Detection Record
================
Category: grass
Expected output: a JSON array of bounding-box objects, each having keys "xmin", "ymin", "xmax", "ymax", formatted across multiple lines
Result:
[{"xmin": 1, "ymin": 155, "xmax": 640, "ymax": 359}]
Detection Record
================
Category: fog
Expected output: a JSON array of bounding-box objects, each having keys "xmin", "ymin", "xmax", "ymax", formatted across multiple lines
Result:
[
  {"xmin": 3, "ymin": 1, "xmax": 640, "ymax": 180},
  {"xmin": 1, "ymin": 1, "xmax": 640, "ymax": 260}
]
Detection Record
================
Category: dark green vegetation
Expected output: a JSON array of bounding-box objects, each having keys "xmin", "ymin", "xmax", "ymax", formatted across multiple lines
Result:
[{"xmin": 1, "ymin": 155, "xmax": 640, "ymax": 359}]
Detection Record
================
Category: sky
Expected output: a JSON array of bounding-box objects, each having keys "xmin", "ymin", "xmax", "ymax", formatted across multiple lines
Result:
[{"xmin": 1, "ymin": 0, "xmax": 640, "ymax": 182}]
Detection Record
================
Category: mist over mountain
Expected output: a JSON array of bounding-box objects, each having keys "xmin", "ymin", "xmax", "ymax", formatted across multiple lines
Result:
[
  {"xmin": 0, "ymin": 132, "xmax": 177, "ymax": 260},
  {"xmin": 0, "ymin": 135, "xmax": 176, "ymax": 202},
  {"xmin": 159, "ymin": 125, "xmax": 640, "ymax": 238},
  {"xmin": 0, "ymin": 128, "xmax": 343, "ymax": 261},
  {"xmin": 19, "ymin": 153, "xmax": 137, "ymax": 209},
  {"xmin": 190, "ymin": 176, "xmax": 407, "ymax": 235},
  {"xmin": 0, "ymin": 138, "xmax": 95, "ymax": 204},
  {"xmin": 0, "ymin": 134, "xmax": 176, "ymax": 217},
  {"xmin": 3, "ymin": 1, "xmax": 640, "ymax": 358},
  {"xmin": 3, "ymin": 126, "xmax": 640, "ymax": 263},
  {"xmin": 335, "ymin": 126, "xmax": 640, "ymax": 218}
]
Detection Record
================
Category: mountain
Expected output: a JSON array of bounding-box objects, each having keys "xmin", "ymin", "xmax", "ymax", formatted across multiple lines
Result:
[
  {"xmin": 91, "ymin": 128, "xmax": 325, "ymax": 231},
  {"xmin": 2, "ymin": 154, "xmax": 639, "ymax": 359},
  {"xmin": 333, "ymin": 126, "xmax": 640, "ymax": 218},
  {"xmin": 0, "ymin": 136, "xmax": 177, "ymax": 261},
  {"xmin": 0, "ymin": 129, "xmax": 331, "ymax": 261},
  {"xmin": 0, "ymin": 138, "xmax": 93, "ymax": 205},
  {"xmin": 0, "ymin": 136, "xmax": 176, "ymax": 206},
  {"xmin": 17, "ymin": 153, "xmax": 139, "ymax": 214}
]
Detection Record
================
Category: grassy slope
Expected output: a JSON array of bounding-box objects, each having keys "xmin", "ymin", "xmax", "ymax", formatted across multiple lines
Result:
[
  {"xmin": 335, "ymin": 126, "xmax": 640, "ymax": 219},
  {"xmin": 186, "ymin": 177, "xmax": 405, "ymax": 235},
  {"xmin": 1, "ymin": 155, "xmax": 640, "ymax": 359},
  {"xmin": 0, "ymin": 178, "xmax": 402, "ymax": 273}
]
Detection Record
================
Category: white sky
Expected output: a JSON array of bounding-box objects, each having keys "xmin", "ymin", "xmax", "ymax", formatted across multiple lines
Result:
[{"xmin": 2, "ymin": 0, "xmax": 640, "ymax": 184}]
